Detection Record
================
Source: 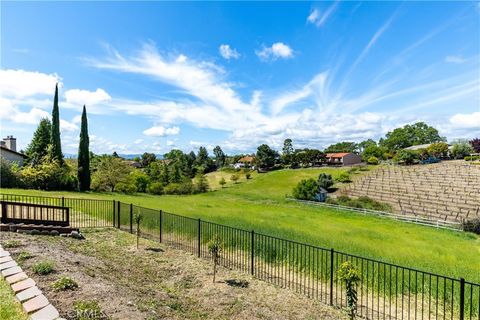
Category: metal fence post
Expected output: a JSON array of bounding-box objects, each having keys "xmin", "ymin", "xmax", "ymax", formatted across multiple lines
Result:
[
  {"xmin": 330, "ymin": 248, "xmax": 334, "ymax": 306},
  {"xmin": 112, "ymin": 200, "xmax": 116, "ymax": 227},
  {"xmin": 459, "ymin": 278, "xmax": 465, "ymax": 320},
  {"xmin": 159, "ymin": 210, "xmax": 163, "ymax": 243},
  {"xmin": 197, "ymin": 219, "xmax": 201, "ymax": 257},
  {"xmin": 129, "ymin": 203, "xmax": 133, "ymax": 234},
  {"xmin": 61, "ymin": 197, "xmax": 65, "ymax": 208},
  {"xmin": 117, "ymin": 201, "xmax": 120, "ymax": 229},
  {"xmin": 251, "ymin": 230, "xmax": 255, "ymax": 276},
  {"xmin": 1, "ymin": 202, "xmax": 6, "ymax": 224}
]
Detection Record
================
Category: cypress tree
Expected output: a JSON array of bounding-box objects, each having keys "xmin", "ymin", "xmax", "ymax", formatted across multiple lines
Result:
[
  {"xmin": 50, "ymin": 83, "xmax": 63, "ymax": 164},
  {"xmin": 77, "ymin": 105, "xmax": 91, "ymax": 191}
]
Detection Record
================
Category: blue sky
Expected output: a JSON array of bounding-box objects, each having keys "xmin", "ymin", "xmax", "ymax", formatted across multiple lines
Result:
[{"xmin": 1, "ymin": 1, "xmax": 479, "ymax": 155}]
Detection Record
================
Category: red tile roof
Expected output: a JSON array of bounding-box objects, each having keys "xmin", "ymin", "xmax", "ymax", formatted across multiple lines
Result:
[
  {"xmin": 238, "ymin": 156, "xmax": 255, "ymax": 163},
  {"xmin": 326, "ymin": 153, "xmax": 351, "ymax": 158}
]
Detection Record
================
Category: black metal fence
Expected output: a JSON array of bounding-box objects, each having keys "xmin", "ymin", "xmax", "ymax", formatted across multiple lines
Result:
[{"xmin": 1, "ymin": 193, "xmax": 478, "ymax": 320}]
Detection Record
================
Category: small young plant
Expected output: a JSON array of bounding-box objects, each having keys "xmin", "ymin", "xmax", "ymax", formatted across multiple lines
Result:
[
  {"xmin": 134, "ymin": 211, "xmax": 143, "ymax": 250},
  {"xmin": 337, "ymin": 261, "xmax": 361, "ymax": 320},
  {"xmin": 52, "ymin": 276, "xmax": 78, "ymax": 291},
  {"xmin": 17, "ymin": 251, "xmax": 34, "ymax": 264},
  {"xmin": 32, "ymin": 261, "xmax": 55, "ymax": 275},
  {"xmin": 3, "ymin": 240, "xmax": 21, "ymax": 248},
  {"xmin": 219, "ymin": 177, "xmax": 226, "ymax": 188},
  {"xmin": 245, "ymin": 172, "xmax": 251, "ymax": 179},
  {"xmin": 207, "ymin": 235, "xmax": 223, "ymax": 283},
  {"xmin": 230, "ymin": 174, "xmax": 239, "ymax": 184},
  {"xmin": 73, "ymin": 300, "xmax": 103, "ymax": 320}
]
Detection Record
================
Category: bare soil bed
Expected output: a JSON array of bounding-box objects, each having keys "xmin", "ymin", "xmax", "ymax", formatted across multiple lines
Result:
[{"xmin": 0, "ymin": 229, "xmax": 346, "ymax": 320}]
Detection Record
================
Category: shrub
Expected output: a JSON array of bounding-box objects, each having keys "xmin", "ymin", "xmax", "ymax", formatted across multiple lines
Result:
[
  {"xmin": 147, "ymin": 182, "xmax": 164, "ymax": 195},
  {"xmin": 245, "ymin": 172, "xmax": 251, "ymax": 179},
  {"xmin": 114, "ymin": 182, "xmax": 136, "ymax": 194},
  {"xmin": 0, "ymin": 158, "xmax": 21, "ymax": 188},
  {"xmin": 164, "ymin": 181, "xmax": 194, "ymax": 195},
  {"xmin": 367, "ymin": 156, "xmax": 379, "ymax": 165},
  {"xmin": 451, "ymin": 140, "xmax": 473, "ymax": 159},
  {"xmin": 130, "ymin": 170, "xmax": 150, "ymax": 192},
  {"xmin": 20, "ymin": 158, "xmax": 77, "ymax": 191},
  {"xmin": 32, "ymin": 261, "xmax": 55, "ymax": 275},
  {"xmin": 336, "ymin": 172, "xmax": 352, "ymax": 183},
  {"xmin": 52, "ymin": 276, "xmax": 78, "ymax": 291},
  {"xmin": 230, "ymin": 174, "xmax": 239, "ymax": 184},
  {"xmin": 328, "ymin": 196, "xmax": 392, "ymax": 212},
  {"xmin": 317, "ymin": 173, "xmax": 334, "ymax": 190},
  {"xmin": 393, "ymin": 150, "xmax": 418, "ymax": 165},
  {"xmin": 219, "ymin": 177, "xmax": 226, "ymax": 188},
  {"xmin": 134, "ymin": 212, "xmax": 143, "ymax": 249},
  {"xmin": 462, "ymin": 219, "xmax": 480, "ymax": 234},
  {"xmin": 337, "ymin": 261, "xmax": 361, "ymax": 319},
  {"xmin": 464, "ymin": 155, "xmax": 480, "ymax": 162},
  {"xmin": 73, "ymin": 300, "xmax": 103, "ymax": 320},
  {"xmin": 3, "ymin": 240, "xmax": 21, "ymax": 248},
  {"xmin": 17, "ymin": 251, "xmax": 34, "ymax": 263},
  {"xmin": 194, "ymin": 174, "xmax": 209, "ymax": 193},
  {"xmin": 292, "ymin": 179, "xmax": 319, "ymax": 201}
]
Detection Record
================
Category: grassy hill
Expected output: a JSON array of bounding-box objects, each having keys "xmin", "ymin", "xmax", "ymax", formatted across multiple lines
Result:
[{"xmin": 1, "ymin": 167, "xmax": 479, "ymax": 283}]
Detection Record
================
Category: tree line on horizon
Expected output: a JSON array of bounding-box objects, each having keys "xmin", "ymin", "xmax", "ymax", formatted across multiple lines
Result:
[{"xmin": 1, "ymin": 86, "xmax": 479, "ymax": 193}]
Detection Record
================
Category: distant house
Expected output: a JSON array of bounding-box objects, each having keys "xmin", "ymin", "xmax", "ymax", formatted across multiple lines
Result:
[
  {"xmin": 124, "ymin": 160, "xmax": 142, "ymax": 168},
  {"xmin": 325, "ymin": 153, "xmax": 362, "ymax": 166},
  {"xmin": 233, "ymin": 156, "xmax": 256, "ymax": 169},
  {"xmin": 0, "ymin": 136, "xmax": 27, "ymax": 166}
]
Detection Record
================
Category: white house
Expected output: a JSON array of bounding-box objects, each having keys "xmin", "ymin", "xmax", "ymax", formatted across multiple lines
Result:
[{"xmin": 0, "ymin": 136, "xmax": 27, "ymax": 166}]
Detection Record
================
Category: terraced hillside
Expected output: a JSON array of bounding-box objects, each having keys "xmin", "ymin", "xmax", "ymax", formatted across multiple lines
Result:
[{"xmin": 342, "ymin": 160, "xmax": 480, "ymax": 222}]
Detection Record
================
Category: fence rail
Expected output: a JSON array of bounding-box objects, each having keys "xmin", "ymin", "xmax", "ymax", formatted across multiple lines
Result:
[
  {"xmin": 0, "ymin": 193, "xmax": 478, "ymax": 319},
  {"xmin": 286, "ymin": 197, "xmax": 463, "ymax": 231}
]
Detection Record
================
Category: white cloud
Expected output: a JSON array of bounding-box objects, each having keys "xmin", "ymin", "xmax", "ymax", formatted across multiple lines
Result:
[
  {"xmin": 0, "ymin": 69, "xmax": 60, "ymax": 98},
  {"xmin": 256, "ymin": 42, "xmax": 294, "ymax": 61},
  {"xmin": 445, "ymin": 55, "xmax": 466, "ymax": 64},
  {"xmin": 0, "ymin": 98, "xmax": 50, "ymax": 125},
  {"xmin": 60, "ymin": 119, "xmax": 79, "ymax": 132},
  {"xmin": 219, "ymin": 44, "xmax": 240, "ymax": 60},
  {"xmin": 143, "ymin": 125, "xmax": 180, "ymax": 137},
  {"xmin": 307, "ymin": 3, "xmax": 338, "ymax": 27},
  {"xmin": 449, "ymin": 112, "xmax": 480, "ymax": 129},
  {"xmin": 64, "ymin": 88, "xmax": 111, "ymax": 108},
  {"xmin": 166, "ymin": 140, "xmax": 175, "ymax": 146},
  {"xmin": 134, "ymin": 139, "xmax": 144, "ymax": 144}
]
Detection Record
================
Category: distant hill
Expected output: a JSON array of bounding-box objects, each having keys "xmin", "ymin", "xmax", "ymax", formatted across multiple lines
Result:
[{"xmin": 64, "ymin": 153, "xmax": 163, "ymax": 160}]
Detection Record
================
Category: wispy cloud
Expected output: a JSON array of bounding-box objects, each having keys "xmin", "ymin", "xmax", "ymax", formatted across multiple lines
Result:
[
  {"xmin": 219, "ymin": 44, "xmax": 240, "ymax": 60},
  {"xmin": 445, "ymin": 55, "xmax": 466, "ymax": 64},
  {"xmin": 306, "ymin": 2, "xmax": 339, "ymax": 27},
  {"xmin": 143, "ymin": 125, "xmax": 180, "ymax": 137},
  {"xmin": 255, "ymin": 42, "xmax": 294, "ymax": 61}
]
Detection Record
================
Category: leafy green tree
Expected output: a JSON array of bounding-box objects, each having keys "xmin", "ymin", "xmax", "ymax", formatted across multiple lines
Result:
[
  {"xmin": 282, "ymin": 138, "xmax": 294, "ymax": 155},
  {"xmin": 77, "ymin": 106, "xmax": 90, "ymax": 191},
  {"xmin": 451, "ymin": 140, "xmax": 474, "ymax": 159},
  {"xmin": 317, "ymin": 173, "xmax": 333, "ymax": 190},
  {"xmin": 362, "ymin": 144, "xmax": 384, "ymax": 161},
  {"xmin": 194, "ymin": 173, "xmax": 209, "ymax": 193},
  {"xmin": 213, "ymin": 145, "xmax": 226, "ymax": 168},
  {"xmin": 24, "ymin": 118, "xmax": 52, "ymax": 166},
  {"xmin": 130, "ymin": 170, "xmax": 150, "ymax": 192},
  {"xmin": 196, "ymin": 147, "xmax": 209, "ymax": 166},
  {"xmin": 140, "ymin": 152, "xmax": 156, "ymax": 168},
  {"xmin": 325, "ymin": 142, "xmax": 358, "ymax": 153},
  {"xmin": 49, "ymin": 84, "xmax": 63, "ymax": 164},
  {"xmin": 379, "ymin": 122, "xmax": 445, "ymax": 151},
  {"xmin": 0, "ymin": 158, "xmax": 21, "ymax": 188},
  {"xmin": 357, "ymin": 139, "xmax": 377, "ymax": 153},
  {"xmin": 256, "ymin": 144, "xmax": 278, "ymax": 169},
  {"xmin": 394, "ymin": 150, "xmax": 419, "ymax": 165},
  {"xmin": 91, "ymin": 157, "xmax": 131, "ymax": 191},
  {"xmin": 219, "ymin": 177, "xmax": 226, "ymax": 188},
  {"xmin": 292, "ymin": 178, "xmax": 319, "ymax": 201}
]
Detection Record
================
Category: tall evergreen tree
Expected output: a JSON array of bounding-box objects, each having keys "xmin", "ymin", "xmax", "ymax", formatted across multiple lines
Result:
[
  {"xmin": 24, "ymin": 118, "xmax": 52, "ymax": 166},
  {"xmin": 50, "ymin": 83, "xmax": 63, "ymax": 164},
  {"xmin": 77, "ymin": 105, "xmax": 90, "ymax": 191}
]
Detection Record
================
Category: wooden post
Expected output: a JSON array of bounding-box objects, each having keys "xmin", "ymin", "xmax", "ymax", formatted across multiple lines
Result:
[{"xmin": 129, "ymin": 203, "xmax": 133, "ymax": 234}]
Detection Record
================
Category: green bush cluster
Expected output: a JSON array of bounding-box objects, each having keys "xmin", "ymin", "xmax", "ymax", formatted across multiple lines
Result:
[
  {"xmin": 464, "ymin": 155, "xmax": 480, "ymax": 161},
  {"xmin": 32, "ymin": 261, "xmax": 55, "ymax": 275},
  {"xmin": 52, "ymin": 276, "xmax": 78, "ymax": 291},
  {"xmin": 335, "ymin": 172, "xmax": 351, "ymax": 183},
  {"xmin": 73, "ymin": 300, "xmax": 103, "ymax": 320},
  {"xmin": 367, "ymin": 156, "xmax": 379, "ymax": 165},
  {"xmin": 326, "ymin": 195, "xmax": 392, "ymax": 212},
  {"xmin": 462, "ymin": 218, "xmax": 480, "ymax": 234}
]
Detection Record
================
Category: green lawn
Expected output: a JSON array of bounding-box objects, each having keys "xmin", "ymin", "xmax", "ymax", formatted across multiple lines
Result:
[
  {"xmin": 0, "ymin": 277, "xmax": 28, "ymax": 320},
  {"xmin": 1, "ymin": 167, "xmax": 479, "ymax": 283}
]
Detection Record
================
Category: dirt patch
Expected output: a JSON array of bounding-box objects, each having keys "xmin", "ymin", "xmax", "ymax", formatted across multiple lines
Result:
[{"xmin": 0, "ymin": 229, "xmax": 346, "ymax": 320}]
